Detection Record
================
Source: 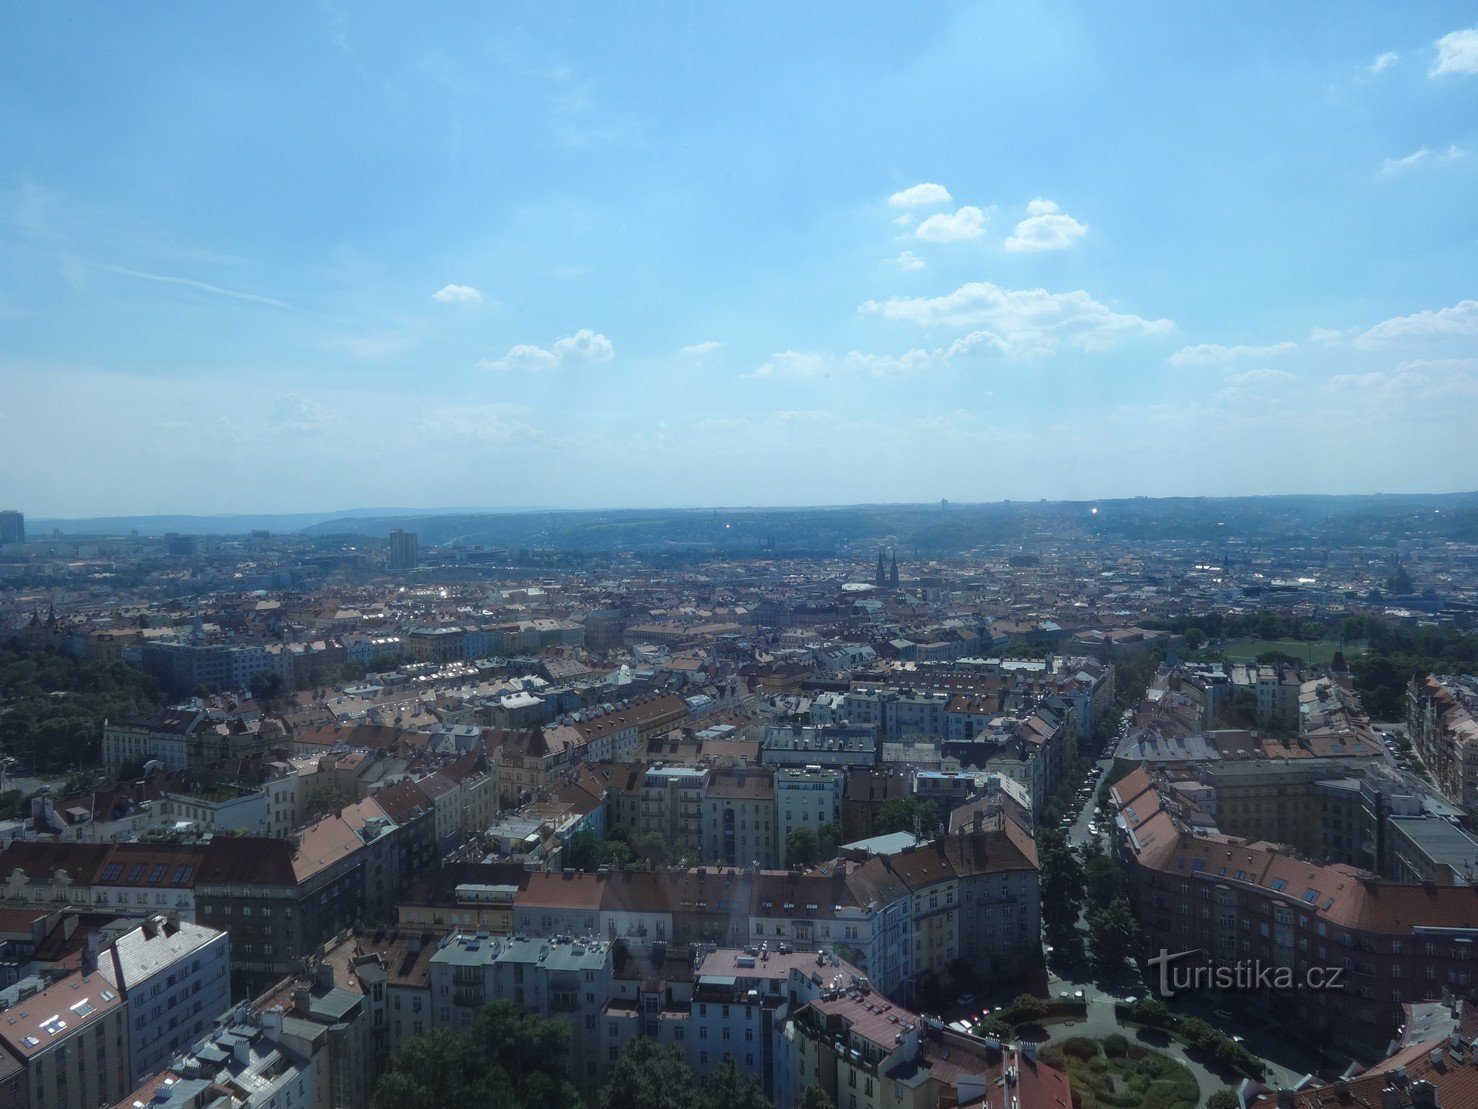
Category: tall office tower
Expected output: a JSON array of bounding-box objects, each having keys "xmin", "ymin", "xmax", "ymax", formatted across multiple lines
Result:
[
  {"xmin": 0, "ymin": 511, "xmax": 24, "ymax": 545},
  {"xmin": 389, "ymin": 528, "xmax": 420, "ymax": 570}
]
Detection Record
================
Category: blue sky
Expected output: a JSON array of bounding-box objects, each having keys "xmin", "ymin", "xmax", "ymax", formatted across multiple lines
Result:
[{"xmin": 2, "ymin": 3, "xmax": 1476, "ymax": 517}]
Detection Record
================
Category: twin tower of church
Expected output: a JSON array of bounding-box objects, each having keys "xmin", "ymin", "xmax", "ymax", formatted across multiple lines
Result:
[{"xmin": 874, "ymin": 549, "xmax": 899, "ymax": 588}]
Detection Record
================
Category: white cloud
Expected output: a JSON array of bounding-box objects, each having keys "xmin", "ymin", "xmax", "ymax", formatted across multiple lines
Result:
[
  {"xmin": 433, "ymin": 283, "xmax": 482, "ymax": 303},
  {"xmin": 1358, "ymin": 299, "xmax": 1478, "ymax": 346},
  {"xmin": 915, "ymin": 206, "xmax": 987, "ymax": 243},
  {"xmin": 1003, "ymin": 198, "xmax": 1088, "ymax": 252},
  {"xmin": 1309, "ymin": 327, "xmax": 1344, "ymax": 342},
  {"xmin": 889, "ymin": 250, "xmax": 926, "ymax": 271},
  {"xmin": 681, "ymin": 340, "xmax": 722, "ymax": 356},
  {"xmin": 1225, "ymin": 368, "xmax": 1296, "ymax": 388},
  {"xmin": 893, "ymin": 213, "xmax": 918, "ymax": 229},
  {"xmin": 1168, "ymin": 341, "xmax": 1296, "ymax": 366},
  {"xmin": 480, "ymin": 328, "xmax": 614, "ymax": 371},
  {"xmin": 747, "ymin": 351, "xmax": 827, "ymax": 379},
  {"xmin": 322, "ymin": 333, "xmax": 413, "ymax": 360},
  {"xmin": 270, "ymin": 394, "xmax": 332, "ymax": 433},
  {"xmin": 888, "ymin": 183, "xmax": 952, "ymax": 208},
  {"xmin": 861, "ymin": 281, "xmax": 1173, "ymax": 355},
  {"xmin": 1380, "ymin": 144, "xmax": 1465, "ymax": 172},
  {"xmin": 748, "ymin": 348, "xmax": 941, "ymax": 381},
  {"xmin": 1432, "ymin": 27, "xmax": 1478, "ymax": 76},
  {"xmin": 1217, "ymin": 368, "xmax": 1297, "ymax": 408},
  {"xmin": 1369, "ymin": 51, "xmax": 1399, "ymax": 74}
]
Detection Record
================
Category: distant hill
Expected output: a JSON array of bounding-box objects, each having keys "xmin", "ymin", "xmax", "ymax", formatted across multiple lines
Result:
[
  {"xmin": 32, "ymin": 492, "xmax": 1478, "ymax": 550},
  {"xmin": 30, "ymin": 507, "xmax": 546, "ymax": 537}
]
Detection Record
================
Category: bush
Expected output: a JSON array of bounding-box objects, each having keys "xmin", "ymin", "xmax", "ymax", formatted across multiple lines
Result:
[
  {"xmin": 1207, "ymin": 1092, "xmax": 1241, "ymax": 1109},
  {"xmin": 1088, "ymin": 1056, "xmax": 1109, "ymax": 1073},
  {"xmin": 1011, "ymin": 992, "xmax": 1050, "ymax": 1021},
  {"xmin": 1126, "ymin": 1043, "xmax": 1148, "ymax": 1060},
  {"xmin": 1102, "ymin": 1033, "xmax": 1130, "ymax": 1058},
  {"xmin": 1062, "ymin": 1037, "xmax": 1099, "ymax": 1062}
]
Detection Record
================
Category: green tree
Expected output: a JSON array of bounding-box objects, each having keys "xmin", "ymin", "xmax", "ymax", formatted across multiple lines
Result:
[
  {"xmin": 565, "ymin": 829, "xmax": 636, "ymax": 872},
  {"xmin": 817, "ymin": 821, "xmax": 842, "ymax": 858},
  {"xmin": 598, "ymin": 1038, "xmax": 695, "ymax": 1109},
  {"xmin": 797, "ymin": 1085, "xmax": 835, "ymax": 1109},
  {"xmin": 248, "ymin": 669, "xmax": 285, "ymax": 702},
  {"xmin": 1009, "ymin": 992, "xmax": 1049, "ymax": 1021},
  {"xmin": 1207, "ymin": 1092, "xmax": 1240, "ymax": 1109},
  {"xmin": 467, "ymin": 1000, "xmax": 580, "ymax": 1107},
  {"xmin": 873, "ymin": 797, "xmax": 941, "ymax": 837},
  {"xmin": 1037, "ymin": 829, "xmax": 1085, "ymax": 946},
  {"xmin": 303, "ymin": 782, "xmax": 348, "ymax": 821},
  {"xmin": 1083, "ymin": 850, "xmax": 1127, "ymax": 905},
  {"xmin": 695, "ymin": 1057, "xmax": 772, "ymax": 1109},
  {"xmin": 786, "ymin": 825, "xmax": 821, "ymax": 867},
  {"xmin": 1086, "ymin": 896, "xmax": 1141, "ymax": 968},
  {"xmin": 1126, "ymin": 997, "xmax": 1170, "ymax": 1026},
  {"xmin": 1183, "ymin": 627, "xmax": 1208, "ymax": 651},
  {"xmin": 372, "ymin": 1028, "xmax": 504, "ymax": 1109}
]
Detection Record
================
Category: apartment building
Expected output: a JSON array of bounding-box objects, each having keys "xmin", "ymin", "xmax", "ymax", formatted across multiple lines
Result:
[{"xmin": 98, "ymin": 916, "xmax": 231, "ymax": 1087}]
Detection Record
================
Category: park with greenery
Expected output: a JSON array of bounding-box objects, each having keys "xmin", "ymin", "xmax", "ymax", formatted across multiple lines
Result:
[{"xmin": 1039, "ymin": 1036, "xmax": 1198, "ymax": 1109}]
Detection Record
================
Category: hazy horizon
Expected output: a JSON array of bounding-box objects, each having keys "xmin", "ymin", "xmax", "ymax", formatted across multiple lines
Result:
[{"xmin": 4, "ymin": 3, "xmax": 1476, "ymax": 516}]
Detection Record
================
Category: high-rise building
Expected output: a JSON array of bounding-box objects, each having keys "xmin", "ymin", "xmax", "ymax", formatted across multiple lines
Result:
[
  {"xmin": 0, "ymin": 510, "xmax": 24, "ymax": 544},
  {"xmin": 389, "ymin": 528, "xmax": 420, "ymax": 570}
]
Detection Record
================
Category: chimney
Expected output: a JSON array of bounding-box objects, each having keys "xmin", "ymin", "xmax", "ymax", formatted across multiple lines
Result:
[{"xmin": 83, "ymin": 931, "xmax": 100, "ymax": 974}]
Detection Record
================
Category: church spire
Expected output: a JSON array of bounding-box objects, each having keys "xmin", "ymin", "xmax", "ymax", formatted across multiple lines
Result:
[
  {"xmin": 875, "ymin": 549, "xmax": 886, "ymax": 587},
  {"xmin": 890, "ymin": 550, "xmax": 899, "ymax": 588}
]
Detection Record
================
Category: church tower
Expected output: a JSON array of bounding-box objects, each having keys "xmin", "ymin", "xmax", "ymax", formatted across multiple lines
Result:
[
  {"xmin": 889, "ymin": 550, "xmax": 899, "ymax": 588},
  {"xmin": 875, "ymin": 549, "xmax": 886, "ymax": 587}
]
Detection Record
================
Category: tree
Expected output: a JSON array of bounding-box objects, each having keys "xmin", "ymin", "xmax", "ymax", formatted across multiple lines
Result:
[
  {"xmin": 695, "ymin": 1057, "xmax": 772, "ymax": 1109},
  {"xmin": 1083, "ymin": 850, "xmax": 1127, "ymax": 906},
  {"xmin": 1037, "ymin": 829, "xmax": 1085, "ymax": 946},
  {"xmin": 248, "ymin": 669, "xmax": 285, "ymax": 702},
  {"xmin": 798, "ymin": 1085, "xmax": 835, "ymax": 1109},
  {"xmin": 598, "ymin": 1038, "xmax": 695, "ymax": 1109},
  {"xmin": 1126, "ymin": 997, "xmax": 1170, "ymax": 1026},
  {"xmin": 1183, "ymin": 627, "xmax": 1208, "ymax": 651},
  {"xmin": 372, "ymin": 1028, "xmax": 507, "ymax": 1109},
  {"xmin": 1207, "ymin": 1092, "xmax": 1240, "ymax": 1109},
  {"xmin": 634, "ymin": 831, "xmax": 673, "ymax": 869},
  {"xmin": 303, "ymin": 782, "xmax": 348, "ymax": 821},
  {"xmin": 817, "ymin": 821, "xmax": 842, "ymax": 858},
  {"xmin": 873, "ymin": 797, "xmax": 941, "ymax": 837},
  {"xmin": 1086, "ymin": 896, "xmax": 1141, "ymax": 968},
  {"xmin": 1009, "ymin": 992, "xmax": 1049, "ymax": 1021},
  {"xmin": 564, "ymin": 829, "xmax": 635, "ymax": 872},
  {"xmin": 467, "ymin": 1000, "xmax": 580, "ymax": 1107},
  {"xmin": 786, "ymin": 826, "xmax": 821, "ymax": 867}
]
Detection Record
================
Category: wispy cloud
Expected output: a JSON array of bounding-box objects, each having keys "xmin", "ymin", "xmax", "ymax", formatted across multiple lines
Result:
[
  {"xmin": 1432, "ymin": 27, "xmax": 1478, "ymax": 76},
  {"xmin": 103, "ymin": 265, "xmax": 288, "ymax": 308},
  {"xmin": 1168, "ymin": 341, "xmax": 1296, "ymax": 366},
  {"xmin": 681, "ymin": 340, "xmax": 722, "ymax": 356},
  {"xmin": 1379, "ymin": 144, "xmax": 1465, "ymax": 172},
  {"xmin": 889, "ymin": 250, "xmax": 926, "ymax": 271},
  {"xmin": 479, "ymin": 328, "xmax": 614, "ymax": 371},
  {"xmin": 433, "ymin": 283, "xmax": 482, "ymax": 303},
  {"xmin": 888, "ymin": 183, "xmax": 951, "ymax": 208},
  {"xmin": 1003, "ymin": 198, "xmax": 1088, "ymax": 253},
  {"xmin": 1368, "ymin": 51, "xmax": 1399, "ymax": 75}
]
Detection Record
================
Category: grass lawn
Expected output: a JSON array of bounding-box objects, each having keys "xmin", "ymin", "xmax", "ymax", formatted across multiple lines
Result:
[
  {"xmin": 1040, "ymin": 1036, "xmax": 1198, "ymax": 1109},
  {"xmin": 1219, "ymin": 639, "xmax": 1355, "ymax": 666}
]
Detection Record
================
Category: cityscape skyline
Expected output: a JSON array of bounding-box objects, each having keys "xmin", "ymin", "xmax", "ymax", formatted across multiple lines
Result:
[{"xmin": 3, "ymin": 3, "xmax": 1476, "ymax": 517}]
